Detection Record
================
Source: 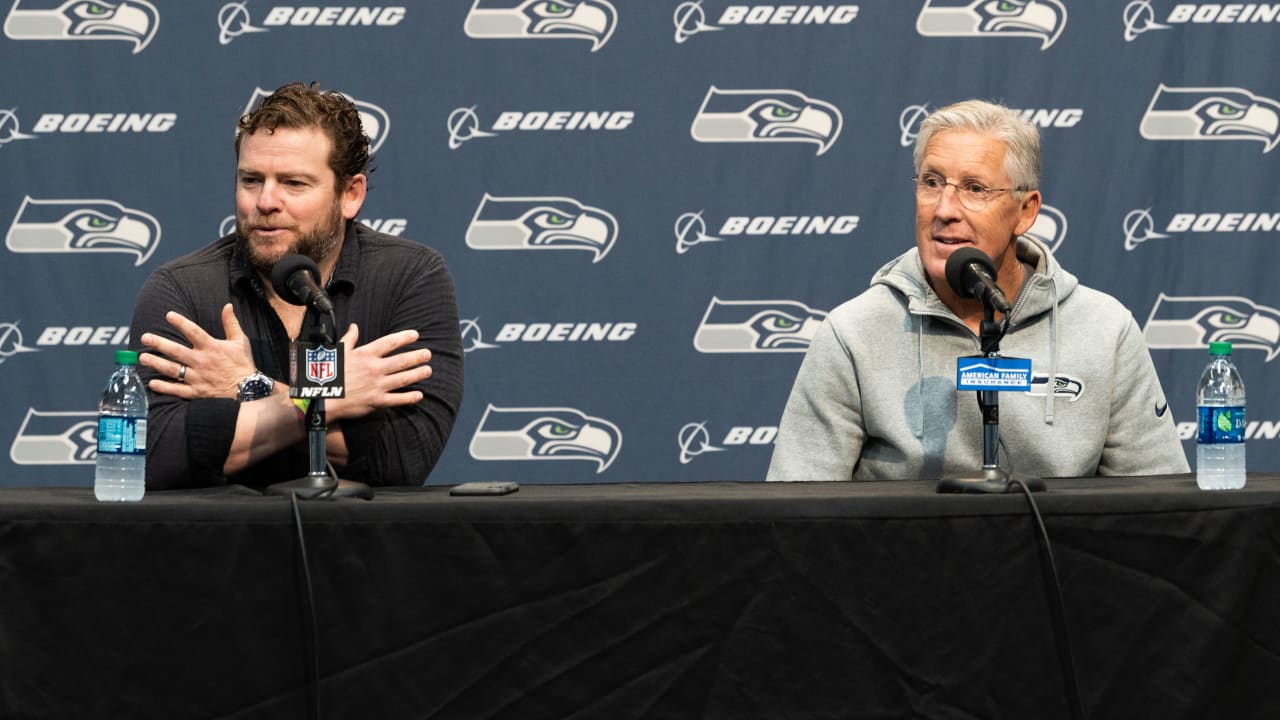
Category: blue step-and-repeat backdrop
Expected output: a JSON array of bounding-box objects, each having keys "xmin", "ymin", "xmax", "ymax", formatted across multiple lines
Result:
[{"xmin": 2, "ymin": 1, "xmax": 1279, "ymax": 486}]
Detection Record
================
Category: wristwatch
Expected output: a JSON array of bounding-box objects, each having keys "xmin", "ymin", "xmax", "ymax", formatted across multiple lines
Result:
[{"xmin": 237, "ymin": 372, "xmax": 275, "ymax": 402}]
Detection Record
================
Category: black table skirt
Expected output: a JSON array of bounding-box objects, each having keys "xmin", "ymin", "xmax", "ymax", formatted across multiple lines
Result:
[{"xmin": 2, "ymin": 475, "xmax": 1278, "ymax": 719}]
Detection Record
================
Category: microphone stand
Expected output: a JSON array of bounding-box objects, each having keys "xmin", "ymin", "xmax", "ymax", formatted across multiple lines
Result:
[
  {"xmin": 937, "ymin": 301, "xmax": 1045, "ymax": 494},
  {"xmin": 266, "ymin": 312, "xmax": 374, "ymax": 500}
]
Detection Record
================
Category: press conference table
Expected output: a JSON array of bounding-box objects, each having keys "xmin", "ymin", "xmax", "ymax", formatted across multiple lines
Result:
[{"xmin": 1, "ymin": 475, "xmax": 1277, "ymax": 719}]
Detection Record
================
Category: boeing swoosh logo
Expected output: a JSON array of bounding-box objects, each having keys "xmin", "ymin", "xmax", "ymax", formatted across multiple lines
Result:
[{"xmin": 1155, "ymin": 402, "xmax": 1168, "ymax": 417}]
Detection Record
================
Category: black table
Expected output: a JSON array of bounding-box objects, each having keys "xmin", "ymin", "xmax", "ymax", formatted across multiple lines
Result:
[{"xmin": 2, "ymin": 475, "xmax": 1278, "ymax": 719}]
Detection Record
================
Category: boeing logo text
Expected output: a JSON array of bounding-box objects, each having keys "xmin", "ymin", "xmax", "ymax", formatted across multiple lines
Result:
[
  {"xmin": 1124, "ymin": 208, "xmax": 1280, "ymax": 250},
  {"xmin": 1125, "ymin": 1, "xmax": 1280, "ymax": 41},
  {"xmin": 448, "ymin": 106, "xmax": 633, "ymax": 149},
  {"xmin": 673, "ymin": 2, "xmax": 858, "ymax": 43},
  {"xmin": 217, "ymin": 4, "xmax": 404, "ymax": 44}
]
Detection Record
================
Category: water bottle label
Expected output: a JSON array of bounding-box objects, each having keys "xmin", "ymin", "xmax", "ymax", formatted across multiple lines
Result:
[
  {"xmin": 97, "ymin": 415, "xmax": 147, "ymax": 455},
  {"xmin": 1197, "ymin": 406, "xmax": 1245, "ymax": 444}
]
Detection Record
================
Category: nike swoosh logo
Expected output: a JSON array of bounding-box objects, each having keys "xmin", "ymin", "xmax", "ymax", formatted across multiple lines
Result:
[{"xmin": 1155, "ymin": 402, "xmax": 1168, "ymax": 418}]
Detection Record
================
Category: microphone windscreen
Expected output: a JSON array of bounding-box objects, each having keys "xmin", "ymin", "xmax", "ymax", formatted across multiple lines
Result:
[
  {"xmin": 944, "ymin": 247, "xmax": 996, "ymax": 299},
  {"xmin": 269, "ymin": 254, "xmax": 320, "ymax": 306}
]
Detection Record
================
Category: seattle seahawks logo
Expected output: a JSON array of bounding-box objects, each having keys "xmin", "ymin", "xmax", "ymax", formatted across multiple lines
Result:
[
  {"xmin": 1026, "ymin": 372, "xmax": 1082, "ymax": 401},
  {"xmin": 4, "ymin": 0, "xmax": 159, "ymax": 53},
  {"xmin": 1140, "ymin": 84, "xmax": 1280, "ymax": 153},
  {"xmin": 469, "ymin": 404, "xmax": 621, "ymax": 473},
  {"xmin": 464, "ymin": 0, "xmax": 616, "ymax": 52},
  {"xmin": 916, "ymin": 0, "xmax": 1066, "ymax": 50},
  {"xmin": 242, "ymin": 87, "xmax": 390, "ymax": 155},
  {"xmin": 9, "ymin": 408, "xmax": 97, "ymax": 464},
  {"xmin": 1144, "ymin": 293, "xmax": 1280, "ymax": 361},
  {"xmin": 690, "ymin": 86, "xmax": 843, "ymax": 157},
  {"xmin": 6, "ymin": 196, "xmax": 160, "ymax": 265},
  {"xmin": 1025, "ymin": 204, "xmax": 1067, "ymax": 253},
  {"xmin": 466, "ymin": 193, "xmax": 618, "ymax": 263},
  {"xmin": 693, "ymin": 296, "xmax": 827, "ymax": 353}
]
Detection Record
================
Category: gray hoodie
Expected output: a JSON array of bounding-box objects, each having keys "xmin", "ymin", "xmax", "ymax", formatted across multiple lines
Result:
[{"xmin": 766, "ymin": 236, "xmax": 1189, "ymax": 482}]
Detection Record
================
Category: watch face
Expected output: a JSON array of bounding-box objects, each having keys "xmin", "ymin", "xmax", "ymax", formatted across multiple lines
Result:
[{"xmin": 238, "ymin": 374, "xmax": 274, "ymax": 401}]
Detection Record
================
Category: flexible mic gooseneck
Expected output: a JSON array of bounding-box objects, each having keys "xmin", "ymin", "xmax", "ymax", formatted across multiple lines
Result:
[
  {"xmin": 944, "ymin": 247, "xmax": 1011, "ymax": 313},
  {"xmin": 270, "ymin": 254, "xmax": 335, "ymax": 314}
]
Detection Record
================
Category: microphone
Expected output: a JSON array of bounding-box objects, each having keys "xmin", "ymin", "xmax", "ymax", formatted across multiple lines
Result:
[
  {"xmin": 270, "ymin": 254, "xmax": 334, "ymax": 314},
  {"xmin": 944, "ymin": 247, "xmax": 1011, "ymax": 313}
]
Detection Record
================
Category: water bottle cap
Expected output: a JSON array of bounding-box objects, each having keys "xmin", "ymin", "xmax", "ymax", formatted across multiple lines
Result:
[
  {"xmin": 1209, "ymin": 341, "xmax": 1232, "ymax": 355},
  {"xmin": 115, "ymin": 349, "xmax": 139, "ymax": 364}
]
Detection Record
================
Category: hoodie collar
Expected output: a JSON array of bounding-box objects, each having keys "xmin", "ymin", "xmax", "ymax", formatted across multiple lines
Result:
[{"xmin": 871, "ymin": 235, "xmax": 1076, "ymax": 325}]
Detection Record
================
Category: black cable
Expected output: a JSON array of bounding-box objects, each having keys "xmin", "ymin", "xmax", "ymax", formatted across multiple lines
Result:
[
  {"xmin": 290, "ymin": 491, "xmax": 322, "ymax": 720},
  {"xmin": 1010, "ymin": 479, "xmax": 1086, "ymax": 720}
]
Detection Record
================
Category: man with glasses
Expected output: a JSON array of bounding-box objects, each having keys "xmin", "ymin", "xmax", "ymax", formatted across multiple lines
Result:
[{"xmin": 767, "ymin": 99, "xmax": 1187, "ymax": 482}]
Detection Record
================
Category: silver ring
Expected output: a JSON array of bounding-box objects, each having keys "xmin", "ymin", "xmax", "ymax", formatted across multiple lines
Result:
[{"xmin": 178, "ymin": 364, "xmax": 187, "ymax": 383}]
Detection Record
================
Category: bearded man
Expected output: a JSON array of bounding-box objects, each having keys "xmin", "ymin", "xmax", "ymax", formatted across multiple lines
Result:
[{"xmin": 131, "ymin": 82, "xmax": 463, "ymax": 490}]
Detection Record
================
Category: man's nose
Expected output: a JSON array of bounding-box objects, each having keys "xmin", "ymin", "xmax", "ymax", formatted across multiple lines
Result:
[
  {"xmin": 932, "ymin": 182, "xmax": 964, "ymax": 219},
  {"xmin": 256, "ymin": 180, "xmax": 281, "ymax": 212}
]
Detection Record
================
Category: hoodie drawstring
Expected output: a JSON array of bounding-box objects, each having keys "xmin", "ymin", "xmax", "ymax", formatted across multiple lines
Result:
[
  {"xmin": 1044, "ymin": 276, "xmax": 1059, "ymax": 424},
  {"xmin": 916, "ymin": 313, "xmax": 925, "ymax": 439}
]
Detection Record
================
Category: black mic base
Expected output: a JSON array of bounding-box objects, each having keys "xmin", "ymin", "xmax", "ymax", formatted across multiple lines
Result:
[
  {"xmin": 936, "ymin": 468, "xmax": 1046, "ymax": 494},
  {"xmin": 264, "ymin": 473, "xmax": 375, "ymax": 500}
]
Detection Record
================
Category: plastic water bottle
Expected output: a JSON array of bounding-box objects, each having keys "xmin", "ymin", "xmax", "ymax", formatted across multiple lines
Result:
[
  {"xmin": 95, "ymin": 349, "xmax": 148, "ymax": 502},
  {"xmin": 1196, "ymin": 341, "xmax": 1246, "ymax": 490}
]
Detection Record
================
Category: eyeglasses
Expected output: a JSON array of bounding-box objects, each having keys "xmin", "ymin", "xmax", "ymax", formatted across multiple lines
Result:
[{"xmin": 911, "ymin": 172, "xmax": 1028, "ymax": 211}]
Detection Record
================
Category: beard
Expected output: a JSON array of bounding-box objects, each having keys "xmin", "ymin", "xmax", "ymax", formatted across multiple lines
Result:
[{"xmin": 236, "ymin": 199, "xmax": 344, "ymax": 276}]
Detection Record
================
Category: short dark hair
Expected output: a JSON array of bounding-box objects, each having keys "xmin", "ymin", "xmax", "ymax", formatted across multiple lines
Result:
[{"xmin": 234, "ymin": 82, "xmax": 372, "ymax": 187}]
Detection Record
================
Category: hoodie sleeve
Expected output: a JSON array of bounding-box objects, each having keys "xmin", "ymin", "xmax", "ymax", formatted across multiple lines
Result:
[
  {"xmin": 766, "ymin": 318, "xmax": 864, "ymax": 481},
  {"xmin": 1098, "ymin": 315, "xmax": 1191, "ymax": 475}
]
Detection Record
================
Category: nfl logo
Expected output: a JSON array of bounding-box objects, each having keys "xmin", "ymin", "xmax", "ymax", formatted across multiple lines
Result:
[{"xmin": 306, "ymin": 346, "xmax": 338, "ymax": 385}]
